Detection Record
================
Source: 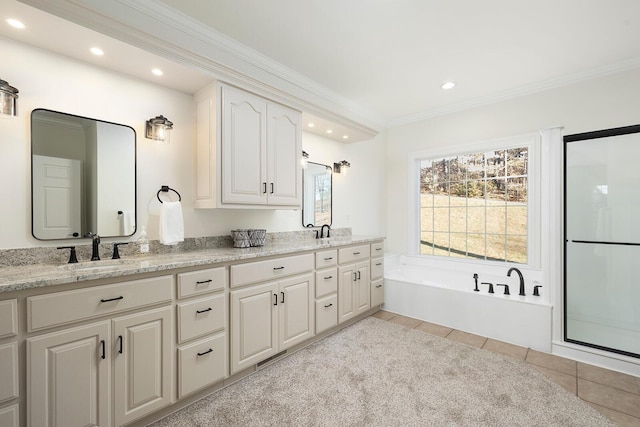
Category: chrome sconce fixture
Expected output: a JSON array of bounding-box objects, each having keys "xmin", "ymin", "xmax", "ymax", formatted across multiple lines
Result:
[
  {"xmin": 146, "ymin": 115, "xmax": 173, "ymax": 144},
  {"xmin": 0, "ymin": 78, "xmax": 19, "ymax": 117},
  {"xmin": 333, "ymin": 160, "xmax": 351, "ymax": 174},
  {"xmin": 301, "ymin": 150, "xmax": 309, "ymax": 169}
]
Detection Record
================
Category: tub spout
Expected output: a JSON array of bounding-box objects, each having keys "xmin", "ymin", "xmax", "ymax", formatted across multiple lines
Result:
[
  {"xmin": 507, "ymin": 267, "xmax": 525, "ymax": 296},
  {"xmin": 481, "ymin": 282, "xmax": 494, "ymax": 294}
]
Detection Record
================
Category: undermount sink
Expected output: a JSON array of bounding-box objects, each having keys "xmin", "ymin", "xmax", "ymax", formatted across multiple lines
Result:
[{"xmin": 57, "ymin": 259, "xmax": 138, "ymax": 272}]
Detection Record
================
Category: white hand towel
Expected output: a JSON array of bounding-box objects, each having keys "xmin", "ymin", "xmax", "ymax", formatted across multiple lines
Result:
[
  {"xmin": 159, "ymin": 201, "xmax": 184, "ymax": 245},
  {"xmin": 120, "ymin": 210, "xmax": 135, "ymax": 236}
]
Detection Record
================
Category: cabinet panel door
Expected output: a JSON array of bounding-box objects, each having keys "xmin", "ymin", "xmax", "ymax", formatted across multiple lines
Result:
[
  {"xmin": 113, "ymin": 306, "xmax": 172, "ymax": 427},
  {"xmin": 355, "ymin": 262, "xmax": 371, "ymax": 315},
  {"xmin": 338, "ymin": 265, "xmax": 356, "ymax": 324},
  {"xmin": 221, "ymin": 85, "xmax": 267, "ymax": 204},
  {"xmin": 278, "ymin": 273, "xmax": 314, "ymax": 350},
  {"xmin": 0, "ymin": 342, "xmax": 18, "ymax": 403},
  {"xmin": 177, "ymin": 333, "xmax": 227, "ymax": 399},
  {"xmin": 371, "ymin": 278, "xmax": 384, "ymax": 307},
  {"xmin": 27, "ymin": 321, "xmax": 110, "ymax": 427},
  {"xmin": 230, "ymin": 282, "xmax": 278, "ymax": 374},
  {"xmin": 266, "ymin": 102, "xmax": 301, "ymax": 206}
]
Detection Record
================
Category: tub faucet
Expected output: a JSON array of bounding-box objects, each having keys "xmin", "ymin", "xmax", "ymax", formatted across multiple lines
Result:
[
  {"xmin": 507, "ymin": 267, "xmax": 525, "ymax": 296},
  {"xmin": 320, "ymin": 224, "xmax": 331, "ymax": 238},
  {"xmin": 90, "ymin": 233, "xmax": 101, "ymax": 261}
]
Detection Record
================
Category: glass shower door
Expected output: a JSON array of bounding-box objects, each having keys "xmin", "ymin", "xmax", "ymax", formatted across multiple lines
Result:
[{"xmin": 565, "ymin": 127, "xmax": 640, "ymax": 358}]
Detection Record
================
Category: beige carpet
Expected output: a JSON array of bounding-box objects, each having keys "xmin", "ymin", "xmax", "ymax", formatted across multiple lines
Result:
[{"xmin": 151, "ymin": 317, "xmax": 615, "ymax": 426}]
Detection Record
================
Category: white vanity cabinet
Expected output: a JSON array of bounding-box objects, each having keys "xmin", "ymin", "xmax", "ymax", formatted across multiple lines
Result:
[
  {"xmin": 338, "ymin": 245, "xmax": 372, "ymax": 324},
  {"xmin": 0, "ymin": 298, "xmax": 19, "ymax": 427},
  {"xmin": 194, "ymin": 82, "xmax": 302, "ymax": 209},
  {"xmin": 26, "ymin": 275, "xmax": 174, "ymax": 427},
  {"xmin": 230, "ymin": 254, "xmax": 314, "ymax": 374},
  {"xmin": 175, "ymin": 267, "xmax": 228, "ymax": 399}
]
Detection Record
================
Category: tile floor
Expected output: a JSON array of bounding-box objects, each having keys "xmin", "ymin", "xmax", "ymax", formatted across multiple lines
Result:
[{"xmin": 373, "ymin": 310, "xmax": 640, "ymax": 426}]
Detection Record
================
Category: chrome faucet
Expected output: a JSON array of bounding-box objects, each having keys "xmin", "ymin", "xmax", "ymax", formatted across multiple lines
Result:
[
  {"xmin": 507, "ymin": 267, "xmax": 525, "ymax": 296},
  {"xmin": 90, "ymin": 234, "xmax": 101, "ymax": 261},
  {"xmin": 320, "ymin": 224, "xmax": 331, "ymax": 238}
]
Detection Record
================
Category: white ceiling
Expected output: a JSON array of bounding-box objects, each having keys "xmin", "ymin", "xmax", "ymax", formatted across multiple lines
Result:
[{"xmin": 4, "ymin": 0, "xmax": 640, "ymax": 132}]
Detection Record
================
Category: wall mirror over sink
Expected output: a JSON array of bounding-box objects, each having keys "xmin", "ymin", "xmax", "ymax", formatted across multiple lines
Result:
[
  {"xmin": 302, "ymin": 162, "xmax": 332, "ymax": 227},
  {"xmin": 31, "ymin": 109, "xmax": 136, "ymax": 240}
]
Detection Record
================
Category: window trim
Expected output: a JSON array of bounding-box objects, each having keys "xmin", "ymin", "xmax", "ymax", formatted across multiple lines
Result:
[{"xmin": 408, "ymin": 132, "xmax": 541, "ymax": 268}]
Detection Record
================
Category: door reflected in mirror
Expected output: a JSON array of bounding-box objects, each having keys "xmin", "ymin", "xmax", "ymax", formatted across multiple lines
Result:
[
  {"xmin": 302, "ymin": 162, "xmax": 332, "ymax": 227},
  {"xmin": 31, "ymin": 109, "xmax": 136, "ymax": 240}
]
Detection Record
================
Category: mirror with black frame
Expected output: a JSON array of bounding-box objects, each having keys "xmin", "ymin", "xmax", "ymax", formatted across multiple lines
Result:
[
  {"xmin": 31, "ymin": 109, "xmax": 136, "ymax": 240},
  {"xmin": 302, "ymin": 162, "xmax": 332, "ymax": 227}
]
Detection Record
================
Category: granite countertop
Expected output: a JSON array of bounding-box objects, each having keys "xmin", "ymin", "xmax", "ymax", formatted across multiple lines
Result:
[{"xmin": 0, "ymin": 236, "xmax": 383, "ymax": 293}]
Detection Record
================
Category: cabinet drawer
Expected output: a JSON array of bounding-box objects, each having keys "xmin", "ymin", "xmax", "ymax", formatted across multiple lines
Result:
[
  {"xmin": 0, "ymin": 299, "xmax": 18, "ymax": 338},
  {"xmin": 28, "ymin": 275, "xmax": 173, "ymax": 332},
  {"xmin": 230, "ymin": 253, "xmax": 313, "ymax": 288},
  {"xmin": 338, "ymin": 245, "xmax": 370, "ymax": 264},
  {"xmin": 178, "ymin": 333, "xmax": 226, "ymax": 398},
  {"xmin": 315, "ymin": 268, "xmax": 337, "ymax": 298},
  {"xmin": 316, "ymin": 294, "xmax": 337, "ymax": 335},
  {"xmin": 0, "ymin": 342, "xmax": 18, "ymax": 403},
  {"xmin": 177, "ymin": 267, "xmax": 226, "ymax": 299},
  {"xmin": 371, "ymin": 258, "xmax": 384, "ymax": 280},
  {"xmin": 371, "ymin": 278, "xmax": 384, "ymax": 307},
  {"xmin": 315, "ymin": 249, "xmax": 337, "ymax": 269},
  {"xmin": 0, "ymin": 404, "xmax": 19, "ymax": 427},
  {"xmin": 177, "ymin": 294, "xmax": 225, "ymax": 343},
  {"xmin": 371, "ymin": 241, "xmax": 384, "ymax": 256}
]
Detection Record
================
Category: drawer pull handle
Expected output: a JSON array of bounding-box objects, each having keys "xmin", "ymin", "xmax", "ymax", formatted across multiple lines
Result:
[
  {"xmin": 196, "ymin": 279, "xmax": 212, "ymax": 285},
  {"xmin": 376, "ymin": 263, "xmax": 382, "ymax": 266},
  {"xmin": 118, "ymin": 335, "xmax": 123, "ymax": 354},
  {"xmin": 376, "ymin": 284, "xmax": 383, "ymax": 288},
  {"xmin": 357, "ymin": 271, "xmax": 361, "ymax": 280},
  {"xmin": 376, "ymin": 248, "xmax": 382, "ymax": 251},
  {"xmin": 197, "ymin": 348, "xmax": 213, "ymax": 357},
  {"xmin": 273, "ymin": 293, "xmax": 278, "ymax": 306},
  {"xmin": 324, "ymin": 257, "xmax": 333, "ymax": 261},
  {"xmin": 100, "ymin": 296, "xmax": 124, "ymax": 303},
  {"xmin": 196, "ymin": 307, "xmax": 212, "ymax": 314},
  {"xmin": 324, "ymin": 275, "xmax": 333, "ymax": 280},
  {"xmin": 324, "ymin": 303, "xmax": 333, "ymax": 308},
  {"xmin": 273, "ymin": 266, "xmax": 285, "ymax": 271},
  {"xmin": 100, "ymin": 340, "xmax": 106, "ymax": 359},
  {"xmin": 281, "ymin": 291, "xmax": 285, "ymax": 304},
  {"xmin": 353, "ymin": 252, "xmax": 360, "ymax": 255}
]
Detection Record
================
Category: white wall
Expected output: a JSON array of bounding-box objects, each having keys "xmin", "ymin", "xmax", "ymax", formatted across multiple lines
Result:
[
  {"xmin": 386, "ymin": 68, "xmax": 640, "ymax": 255},
  {"xmin": 0, "ymin": 37, "xmax": 386, "ymax": 249}
]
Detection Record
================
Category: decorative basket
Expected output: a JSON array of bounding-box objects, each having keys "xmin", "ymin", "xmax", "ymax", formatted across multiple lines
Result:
[
  {"xmin": 249, "ymin": 229, "xmax": 266, "ymax": 247},
  {"xmin": 231, "ymin": 229, "xmax": 250, "ymax": 248}
]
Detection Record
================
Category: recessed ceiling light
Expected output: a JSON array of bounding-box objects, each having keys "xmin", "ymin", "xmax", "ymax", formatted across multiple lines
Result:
[
  {"xmin": 152, "ymin": 68, "xmax": 163, "ymax": 76},
  {"xmin": 6, "ymin": 18, "xmax": 25, "ymax": 29},
  {"xmin": 308, "ymin": 123, "xmax": 315, "ymax": 128},
  {"xmin": 326, "ymin": 129, "xmax": 333, "ymax": 134},
  {"xmin": 342, "ymin": 135, "xmax": 349, "ymax": 140},
  {"xmin": 90, "ymin": 47, "xmax": 104, "ymax": 56},
  {"xmin": 441, "ymin": 81, "xmax": 456, "ymax": 90}
]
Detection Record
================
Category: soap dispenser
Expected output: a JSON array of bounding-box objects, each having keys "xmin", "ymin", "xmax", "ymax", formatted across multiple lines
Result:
[{"xmin": 137, "ymin": 226, "xmax": 150, "ymax": 254}]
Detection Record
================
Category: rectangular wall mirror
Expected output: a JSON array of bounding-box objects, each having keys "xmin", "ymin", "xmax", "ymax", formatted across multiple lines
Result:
[
  {"xmin": 31, "ymin": 109, "xmax": 136, "ymax": 240},
  {"xmin": 302, "ymin": 162, "xmax": 332, "ymax": 227}
]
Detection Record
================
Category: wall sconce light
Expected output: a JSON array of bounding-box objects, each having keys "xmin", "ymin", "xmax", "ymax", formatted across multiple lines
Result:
[
  {"xmin": 0, "ymin": 78, "xmax": 19, "ymax": 118},
  {"xmin": 333, "ymin": 160, "xmax": 351, "ymax": 174},
  {"xmin": 146, "ymin": 115, "xmax": 173, "ymax": 144},
  {"xmin": 301, "ymin": 150, "xmax": 309, "ymax": 169}
]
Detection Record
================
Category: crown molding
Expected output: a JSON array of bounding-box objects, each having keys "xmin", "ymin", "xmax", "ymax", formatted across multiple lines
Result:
[
  {"xmin": 387, "ymin": 56, "xmax": 640, "ymax": 128},
  {"xmin": 19, "ymin": 0, "xmax": 384, "ymax": 134}
]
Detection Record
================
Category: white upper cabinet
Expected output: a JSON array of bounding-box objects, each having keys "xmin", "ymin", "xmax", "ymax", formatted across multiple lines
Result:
[{"xmin": 194, "ymin": 82, "xmax": 302, "ymax": 209}]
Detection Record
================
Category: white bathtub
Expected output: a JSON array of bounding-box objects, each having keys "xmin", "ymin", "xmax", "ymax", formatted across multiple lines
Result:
[{"xmin": 383, "ymin": 256, "xmax": 552, "ymax": 352}]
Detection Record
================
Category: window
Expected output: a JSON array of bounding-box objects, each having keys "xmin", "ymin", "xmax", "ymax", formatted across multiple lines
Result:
[{"xmin": 419, "ymin": 147, "xmax": 529, "ymax": 263}]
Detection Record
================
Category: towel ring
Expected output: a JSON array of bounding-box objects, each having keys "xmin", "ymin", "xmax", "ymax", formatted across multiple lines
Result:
[{"xmin": 157, "ymin": 185, "xmax": 182, "ymax": 203}]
